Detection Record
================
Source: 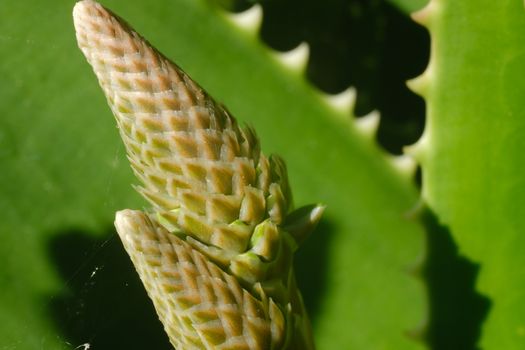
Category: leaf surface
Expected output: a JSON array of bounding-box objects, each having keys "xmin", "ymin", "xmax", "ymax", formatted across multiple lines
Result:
[
  {"xmin": 411, "ymin": 0, "xmax": 525, "ymax": 348},
  {"xmin": 0, "ymin": 0, "xmax": 425, "ymax": 348}
]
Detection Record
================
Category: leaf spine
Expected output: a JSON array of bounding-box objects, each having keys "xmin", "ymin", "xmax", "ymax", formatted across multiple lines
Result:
[
  {"xmin": 388, "ymin": 154, "xmax": 418, "ymax": 179},
  {"xmin": 404, "ymin": 132, "xmax": 429, "ymax": 164},
  {"xmin": 274, "ymin": 42, "xmax": 310, "ymax": 75},
  {"xmin": 407, "ymin": 68, "xmax": 432, "ymax": 98},
  {"xmin": 323, "ymin": 87, "xmax": 357, "ymax": 115},
  {"xmin": 411, "ymin": 0, "xmax": 440, "ymax": 29},
  {"xmin": 354, "ymin": 110, "xmax": 380, "ymax": 139},
  {"xmin": 226, "ymin": 4, "xmax": 263, "ymax": 36}
]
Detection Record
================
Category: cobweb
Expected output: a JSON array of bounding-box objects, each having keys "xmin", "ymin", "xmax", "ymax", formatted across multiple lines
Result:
[{"xmin": 44, "ymin": 226, "xmax": 173, "ymax": 350}]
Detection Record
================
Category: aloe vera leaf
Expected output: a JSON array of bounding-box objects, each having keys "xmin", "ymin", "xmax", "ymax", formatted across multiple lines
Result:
[
  {"xmin": 409, "ymin": 0, "xmax": 525, "ymax": 348},
  {"xmin": 387, "ymin": 0, "xmax": 428, "ymax": 14},
  {"xmin": 0, "ymin": 0, "xmax": 425, "ymax": 348}
]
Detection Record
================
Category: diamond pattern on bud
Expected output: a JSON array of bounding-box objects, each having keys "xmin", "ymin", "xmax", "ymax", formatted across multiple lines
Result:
[
  {"xmin": 73, "ymin": 1, "xmax": 323, "ymax": 348},
  {"xmin": 115, "ymin": 210, "xmax": 285, "ymax": 349},
  {"xmin": 73, "ymin": 0, "xmax": 290, "ymax": 259}
]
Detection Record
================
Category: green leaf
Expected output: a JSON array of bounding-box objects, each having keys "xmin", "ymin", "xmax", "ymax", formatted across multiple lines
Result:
[
  {"xmin": 0, "ymin": 0, "xmax": 425, "ymax": 349},
  {"xmin": 386, "ymin": 0, "xmax": 427, "ymax": 14},
  {"xmin": 410, "ymin": 0, "xmax": 525, "ymax": 348}
]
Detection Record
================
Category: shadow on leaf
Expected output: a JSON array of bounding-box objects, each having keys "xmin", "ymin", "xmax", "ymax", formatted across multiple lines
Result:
[
  {"xmin": 294, "ymin": 218, "xmax": 335, "ymax": 325},
  {"xmin": 47, "ymin": 229, "xmax": 172, "ymax": 350},
  {"xmin": 221, "ymin": 0, "xmax": 429, "ymax": 154},
  {"xmin": 47, "ymin": 221, "xmax": 334, "ymax": 347},
  {"xmin": 422, "ymin": 208, "xmax": 491, "ymax": 350}
]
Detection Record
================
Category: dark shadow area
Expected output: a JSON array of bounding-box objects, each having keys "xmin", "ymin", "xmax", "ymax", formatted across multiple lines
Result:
[
  {"xmin": 220, "ymin": 0, "xmax": 429, "ymax": 154},
  {"xmin": 293, "ymin": 219, "xmax": 334, "ymax": 325},
  {"xmin": 48, "ymin": 223, "xmax": 334, "ymax": 347},
  {"xmin": 209, "ymin": 2, "xmax": 491, "ymax": 347},
  {"xmin": 47, "ymin": 229, "xmax": 172, "ymax": 349},
  {"xmin": 421, "ymin": 208, "xmax": 491, "ymax": 350}
]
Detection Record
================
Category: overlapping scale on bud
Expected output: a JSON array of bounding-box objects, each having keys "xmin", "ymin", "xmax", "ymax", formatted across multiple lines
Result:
[
  {"xmin": 115, "ymin": 210, "xmax": 286, "ymax": 349},
  {"xmin": 74, "ymin": 1, "xmax": 323, "ymax": 348},
  {"xmin": 73, "ymin": 0, "xmax": 293, "ymax": 278}
]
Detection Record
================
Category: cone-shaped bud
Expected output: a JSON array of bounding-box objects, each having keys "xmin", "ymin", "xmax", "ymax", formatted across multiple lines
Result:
[
  {"xmin": 115, "ymin": 210, "xmax": 286, "ymax": 349},
  {"xmin": 73, "ymin": 0, "xmax": 293, "ymax": 266},
  {"xmin": 74, "ymin": 1, "xmax": 321, "ymax": 348}
]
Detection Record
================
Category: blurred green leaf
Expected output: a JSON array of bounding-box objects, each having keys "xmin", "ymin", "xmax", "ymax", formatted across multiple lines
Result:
[
  {"xmin": 386, "ymin": 0, "xmax": 427, "ymax": 13},
  {"xmin": 412, "ymin": 0, "xmax": 525, "ymax": 348},
  {"xmin": 0, "ymin": 0, "xmax": 425, "ymax": 349}
]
